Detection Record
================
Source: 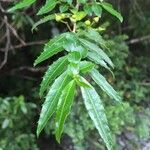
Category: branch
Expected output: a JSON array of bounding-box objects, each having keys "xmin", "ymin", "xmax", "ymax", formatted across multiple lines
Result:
[
  {"xmin": 11, "ymin": 66, "xmax": 46, "ymax": 73},
  {"xmin": 3, "ymin": 18, "xmax": 26, "ymax": 45},
  {"xmin": 0, "ymin": 40, "xmax": 48, "ymax": 52},
  {"xmin": 0, "ymin": 16, "xmax": 10, "ymax": 69},
  {"xmin": 127, "ymin": 35, "xmax": 150, "ymax": 44}
]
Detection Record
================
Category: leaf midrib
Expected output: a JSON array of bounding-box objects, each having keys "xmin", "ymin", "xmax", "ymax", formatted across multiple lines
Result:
[
  {"xmin": 85, "ymin": 88, "xmax": 110, "ymax": 148},
  {"xmin": 57, "ymin": 81, "xmax": 74, "ymax": 129},
  {"xmin": 39, "ymin": 73, "xmax": 69, "ymax": 131},
  {"xmin": 41, "ymin": 57, "xmax": 67, "ymax": 92}
]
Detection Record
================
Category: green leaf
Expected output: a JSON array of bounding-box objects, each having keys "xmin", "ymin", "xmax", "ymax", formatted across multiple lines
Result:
[
  {"xmin": 87, "ymin": 51, "xmax": 113, "ymax": 72},
  {"xmin": 37, "ymin": 0, "xmax": 57, "ymax": 15},
  {"xmin": 40, "ymin": 56, "xmax": 68, "ymax": 97},
  {"xmin": 90, "ymin": 69, "xmax": 121, "ymax": 102},
  {"xmin": 79, "ymin": 61, "xmax": 95, "ymax": 73},
  {"xmin": 8, "ymin": 0, "xmax": 36, "ymax": 12},
  {"xmin": 74, "ymin": 11, "xmax": 87, "ymax": 21},
  {"xmin": 84, "ymin": 29, "xmax": 108, "ymax": 50},
  {"xmin": 67, "ymin": 63, "xmax": 80, "ymax": 77},
  {"xmin": 32, "ymin": 14, "xmax": 55, "ymax": 31},
  {"xmin": 55, "ymin": 80, "xmax": 76, "ymax": 142},
  {"xmin": 79, "ymin": 38, "xmax": 114, "ymax": 68},
  {"xmin": 37, "ymin": 72, "xmax": 71, "ymax": 136},
  {"xmin": 75, "ymin": 75, "xmax": 92, "ymax": 88},
  {"xmin": 2, "ymin": 119, "xmax": 10, "ymax": 129},
  {"xmin": 66, "ymin": 0, "xmax": 73, "ymax": 5},
  {"xmin": 101, "ymin": 2, "xmax": 123, "ymax": 22},
  {"xmin": 59, "ymin": 5, "xmax": 69, "ymax": 13},
  {"xmin": 92, "ymin": 4, "xmax": 102, "ymax": 17},
  {"xmin": 78, "ymin": 0, "xmax": 87, "ymax": 4},
  {"xmin": 68, "ymin": 51, "xmax": 81, "ymax": 64},
  {"xmin": 34, "ymin": 33, "xmax": 68, "ymax": 66},
  {"xmin": 81, "ymin": 79, "xmax": 113, "ymax": 150},
  {"xmin": 83, "ymin": 4, "xmax": 93, "ymax": 15},
  {"xmin": 64, "ymin": 39, "xmax": 88, "ymax": 58}
]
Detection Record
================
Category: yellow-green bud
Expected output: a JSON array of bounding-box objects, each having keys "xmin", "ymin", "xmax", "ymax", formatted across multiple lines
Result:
[
  {"xmin": 72, "ymin": 14, "xmax": 76, "ymax": 19},
  {"xmin": 70, "ymin": 17, "xmax": 76, "ymax": 23},
  {"xmin": 61, "ymin": 13, "xmax": 66, "ymax": 19},
  {"xmin": 93, "ymin": 17, "xmax": 100, "ymax": 23},
  {"xmin": 85, "ymin": 20, "xmax": 91, "ymax": 26},
  {"xmin": 55, "ymin": 14, "xmax": 62, "ymax": 22},
  {"xmin": 98, "ymin": 27, "xmax": 105, "ymax": 31}
]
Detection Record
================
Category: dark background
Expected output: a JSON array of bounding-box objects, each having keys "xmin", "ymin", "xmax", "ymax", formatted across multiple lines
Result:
[{"xmin": 0, "ymin": 0, "xmax": 149, "ymax": 150}]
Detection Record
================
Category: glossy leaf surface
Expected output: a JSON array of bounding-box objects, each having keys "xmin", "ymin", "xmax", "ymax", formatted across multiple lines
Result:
[
  {"xmin": 37, "ymin": 72, "xmax": 71, "ymax": 136},
  {"xmin": 81, "ymin": 79, "xmax": 113, "ymax": 150},
  {"xmin": 55, "ymin": 80, "xmax": 76, "ymax": 142},
  {"xmin": 32, "ymin": 14, "xmax": 55, "ymax": 31},
  {"xmin": 79, "ymin": 38, "xmax": 114, "ymax": 68},
  {"xmin": 90, "ymin": 69, "xmax": 121, "ymax": 102},
  {"xmin": 101, "ymin": 2, "xmax": 123, "ymax": 22},
  {"xmin": 79, "ymin": 61, "xmax": 95, "ymax": 73},
  {"xmin": 34, "ymin": 33, "xmax": 68, "ymax": 66},
  {"xmin": 8, "ymin": 0, "xmax": 36, "ymax": 12},
  {"xmin": 40, "ymin": 56, "xmax": 68, "ymax": 97},
  {"xmin": 37, "ymin": 0, "xmax": 57, "ymax": 15}
]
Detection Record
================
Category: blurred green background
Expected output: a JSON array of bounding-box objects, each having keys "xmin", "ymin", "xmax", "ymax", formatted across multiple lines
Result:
[{"xmin": 0, "ymin": 0, "xmax": 149, "ymax": 149}]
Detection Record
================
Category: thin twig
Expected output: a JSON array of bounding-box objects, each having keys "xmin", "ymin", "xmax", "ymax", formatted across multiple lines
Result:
[
  {"xmin": 0, "ymin": 16, "xmax": 10, "ymax": 69},
  {"xmin": 72, "ymin": 1, "xmax": 79, "ymax": 32},
  {"xmin": 61, "ymin": 20, "xmax": 72, "ymax": 32},
  {"xmin": 0, "ymin": 40, "xmax": 47, "ymax": 52},
  {"xmin": 3, "ymin": 19, "xmax": 26, "ymax": 45},
  {"xmin": 11, "ymin": 66, "xmax": 46, "ymax": 73},
  {"xmin": 127, "ymin": 35, "xmax": 150, "ymax": 44}
]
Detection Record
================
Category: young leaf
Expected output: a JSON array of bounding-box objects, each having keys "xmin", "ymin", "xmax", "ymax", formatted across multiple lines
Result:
[
  {"xmin": 8, "ymin": 0, "xmax": 36, "ymax": 12},
  {"xmin": 92, "ymin": 4, "xmax": 102, "ymax": 17},
  {"xmin": 34, "ymin": 33, "xmax": 67, "ymax": 66},
  {"xmin": 81, "ymin": 79, "xmax": 113, "ymax": 150},
  {"xmin": 79, "ymin": 61, "xmax": 95, "ymax": 73},
  {"xmin": 64, "ymin": 40, "xmax": 88, "ymax": 58},
  {"xmin": 55, "ymin": 80, "xmax": 76, "ymax": 142},
  {"xmin": 40, "ymin": 56, "xmax": 68, "ymax": 97},
  {"xmin": 68, "ymin": 51, "xmax": 81, "ymax": 64},
  {"xmin": 79, "ymin": 38, "xmax": 114, "ymax": 68},
  {"xmin": 101, "ymin": 2, "xmax": 123, "ymax": 22},
  {"xmin": 37, "ymin": 72, "xmax": 71, "ymax": 136},
  {"xmin": 84, "ymin": 4, "xmax": 93, "ymax": 15},
  {"xmin": 75, "ymin": 75, "xmax": 92, "ymax": 88},
  {"xmin": 90, "ymin": 69, "xmax": 121, "ymax": 102},
  {"xmin": 37, "ymin": 0, "xmax": 57, "ymax": 15},
  {"xmin": 32, "ymin": 14, "xmax": 55, "ymax": 31},
  {"xmin": 74, "ymin": 11, "xmax": 87, "ymax": 21},
  {"xmin": 66, "ymin": 0, "xmax": 73, "ymax": 5},
  {"xmin": 59, "ymin": 5, "xmax": 69, "ymax": 13}
]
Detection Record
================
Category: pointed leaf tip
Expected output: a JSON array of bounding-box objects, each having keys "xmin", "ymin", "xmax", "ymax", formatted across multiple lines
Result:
[
  {"xmin": 37, "ymin": 72, "xmax": 71, "ymax": 136},
  {"xmin": 101, "ymin": 2, "xmax": 123, "ymax": 23},
  {"xmin": 90, "ymin": 69, "xmax": 121, "ymax": 103},
  {"xmin": 81, "ymin": 79, "xmax": 113, "ymax": 150},
  {"xmin": 39, "ymin": 56, "xmax": 68, "ymax": 97},
  {"xmin": 55, "ymin": 80, "xmax": 76, "ymax": 142}
]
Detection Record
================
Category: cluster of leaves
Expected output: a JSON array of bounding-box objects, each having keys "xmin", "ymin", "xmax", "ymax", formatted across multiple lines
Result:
[
  {"xmin": 42, "ymin": 34, "xmax": 150, "ymax": 150},
  {"xmin": 64, "ymin": 102, "xmax": 135, "ymax": 150},
  {"xmin": 9, "ymin": 0, "xmax": 124, "ymax": 149},
  {"xmin": 0, "ymin": 96, "xmax": 38, "ymax": 150}
]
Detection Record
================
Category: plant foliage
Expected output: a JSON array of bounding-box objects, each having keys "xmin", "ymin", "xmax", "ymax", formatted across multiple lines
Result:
[{"xmin": 9, "ymin": 0, "xmax": 123, "ymax": 149}]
